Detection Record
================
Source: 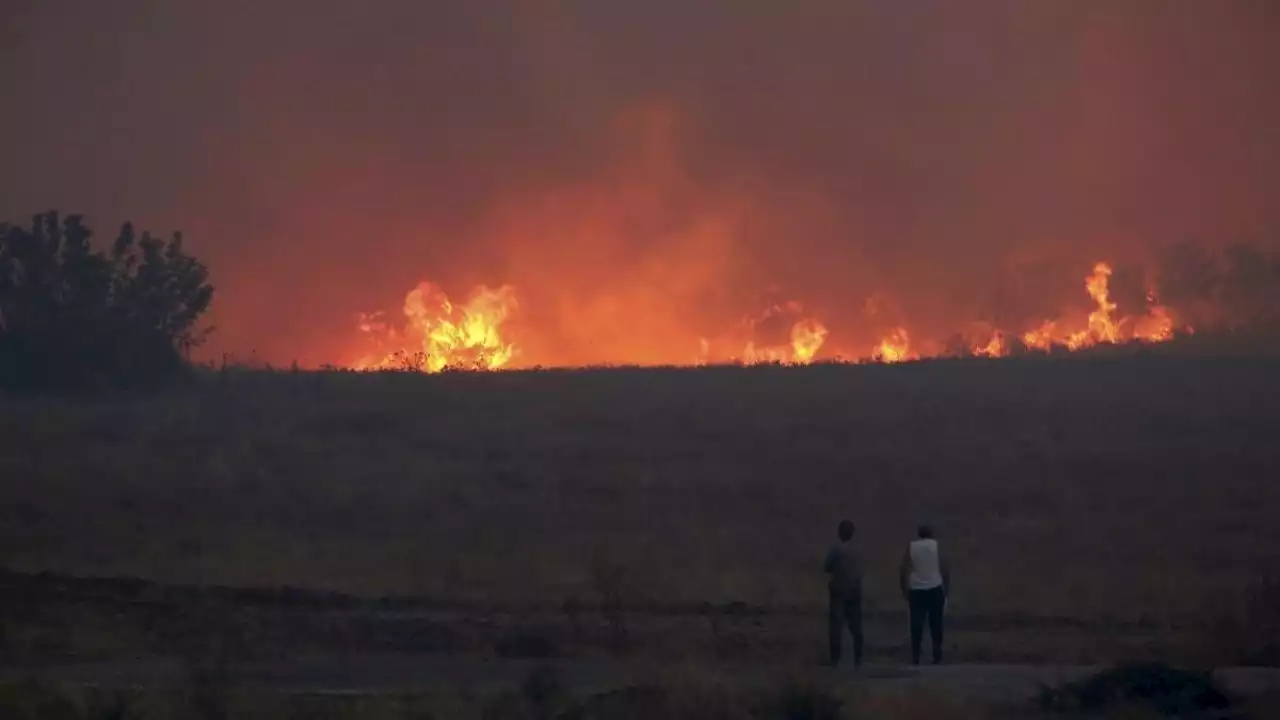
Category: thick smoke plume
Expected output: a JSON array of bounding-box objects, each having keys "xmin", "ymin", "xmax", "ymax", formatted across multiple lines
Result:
[{"xmin": 3, "ymin": 1, "xmax": 1278, "ymax": 366}]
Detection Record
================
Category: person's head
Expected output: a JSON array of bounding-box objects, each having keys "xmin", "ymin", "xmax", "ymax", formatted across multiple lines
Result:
[
  {"xmin": 837, "ymin": 520, "xmax": 855, "ymax": 541},
  {"xmin": 917, "ymin": 524, "xmax": 935, "ymax": 540}
]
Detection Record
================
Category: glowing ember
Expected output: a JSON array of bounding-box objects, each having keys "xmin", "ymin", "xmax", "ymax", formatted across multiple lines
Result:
[
  {"xmin": 354, "ymin": 282, "xmax": 517, "ymax": 372},
  {"xmin": 1134, "ymin": 292, "xmax": 1175, "ymax": 342}
]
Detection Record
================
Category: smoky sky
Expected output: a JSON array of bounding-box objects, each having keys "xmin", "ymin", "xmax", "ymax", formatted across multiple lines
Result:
[{"xmin": 4, "ymin": 1, "xmax": 1279, "ymax": 364}]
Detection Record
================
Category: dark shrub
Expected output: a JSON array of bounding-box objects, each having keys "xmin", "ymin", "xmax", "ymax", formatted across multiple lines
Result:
[{"xmin": 1036, "ymin": 662, "xmax": 1233, "ymax": 717}]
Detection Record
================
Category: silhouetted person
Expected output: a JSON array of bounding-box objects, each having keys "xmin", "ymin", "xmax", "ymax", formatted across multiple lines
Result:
[
  {"xmin": 824, "ymin": 519, "xmax": 864, "ymax": 667},
  {"xmin": 899, "ymin": 524, "xmax": 950, "ymax": 665}
]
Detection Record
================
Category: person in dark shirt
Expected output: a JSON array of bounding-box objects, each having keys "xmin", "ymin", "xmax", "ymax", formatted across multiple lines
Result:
[{"xmin": 823, "ymin": 519, "xmax": 864, "ymax": 667}]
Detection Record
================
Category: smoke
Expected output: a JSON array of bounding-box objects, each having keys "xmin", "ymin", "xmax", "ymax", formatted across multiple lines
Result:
[{"xmin": 2, "ymin": 1, "xmax": 1279, "ymax": 365}]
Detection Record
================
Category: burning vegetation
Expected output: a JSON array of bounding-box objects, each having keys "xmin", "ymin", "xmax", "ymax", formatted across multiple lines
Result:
[
  {"xmin": 349, "ymin": 257, "xmax": 1206, "ymax": 373},
  {"xmin": 338, "ymin": 103, "xmax": 1278, "ymax": 374},
  {"xmin": 354, "ymin": 283, "xmax": 518, "ymax": 372}
]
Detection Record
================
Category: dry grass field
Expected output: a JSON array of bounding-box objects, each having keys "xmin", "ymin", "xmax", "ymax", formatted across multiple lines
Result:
[{"xmin": 1, "ymin": 355, "xmax": 1279, "ymax": 674}]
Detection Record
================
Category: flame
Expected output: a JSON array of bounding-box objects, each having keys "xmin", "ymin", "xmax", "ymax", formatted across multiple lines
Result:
[
  {"xmin": 973, "ymin": 332, "xmax": 1006, "ymax": 358},
  {"xmin": 790, "ymin": 318, "xmax": 829, "ymax": 363},
  {"xmin": 1134, "ymin": 291, "xmax": 1175, "ymax": 342},
  {"xmin": 873, "ymin": 327, "xmax": 913, "ymax": 363},
  {"xmin": 354, "ymin": 282, "xmax": 517, "ymax": 372},
  {"xmin": 1007, "ymin": 262, "xmax": 1185, "ymax": 355},
  {"xmin": 1021, "ymin": 321, "xmax": 1056, "ymax": 351},
  {"xmin": 1078, "ymin": 262, "xmax": 1121, "ymax": 346},
  {"xmin": 728, "ymin": 302, "xmax": 829, "ymax": 365},
  {"xmin": 347, "ymin": 259, "xmax": 1188, "ymax": 371}
]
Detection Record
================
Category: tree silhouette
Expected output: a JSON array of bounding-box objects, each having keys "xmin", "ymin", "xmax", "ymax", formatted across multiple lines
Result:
[
  {"xmin": 1155, "ymin": 241, "xmax": 1221, "ymax": 330},
  {"xmin": 1219, "ymin": 243, "xmax": 1280, "ymax": 331},
  {"xmin": 0, "ymin": 211, "xmax": 214, "ymax": 391}
]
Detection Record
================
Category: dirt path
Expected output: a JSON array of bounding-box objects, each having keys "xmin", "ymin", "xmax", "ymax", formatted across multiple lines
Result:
[{"xmin": 10, "ymin": 656, "xmax": 1280, "ymax": 704}]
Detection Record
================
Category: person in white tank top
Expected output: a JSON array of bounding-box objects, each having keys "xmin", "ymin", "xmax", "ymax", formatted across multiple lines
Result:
[{"xmin": 899, "ymin": 525, "xmax": 951, "ymax": 664}]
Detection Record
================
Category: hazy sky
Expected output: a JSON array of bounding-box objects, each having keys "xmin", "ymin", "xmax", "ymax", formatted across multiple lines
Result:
[{"xmin": 4, "ymin": 1, "xmax": 1278, "ymax": 365}]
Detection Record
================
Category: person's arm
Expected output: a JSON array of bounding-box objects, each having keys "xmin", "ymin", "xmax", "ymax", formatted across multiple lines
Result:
[
  {"xmin": 898, "ymin": 546, "xmax": 911, "ymax": 599},
  {"xmin": 823, "ymin": 547, "xmax": 836, "ymax": 574}
]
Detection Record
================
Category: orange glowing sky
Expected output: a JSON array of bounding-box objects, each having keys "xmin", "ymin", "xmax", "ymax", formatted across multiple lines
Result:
[{"xmin": 3, "ymin": 1, "xmax": 1279, "ymax": 367}]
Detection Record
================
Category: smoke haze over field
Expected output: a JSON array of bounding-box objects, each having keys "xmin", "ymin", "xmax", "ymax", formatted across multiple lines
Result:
[{"xmin": 3, "ymin": 1, "xmax": 1279, "ymax": 366}]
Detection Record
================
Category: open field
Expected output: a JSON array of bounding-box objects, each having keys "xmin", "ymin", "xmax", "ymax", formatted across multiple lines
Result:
[{"xmin": 2, "ymin": 356, "xmax": 1279, "ymax": 673}]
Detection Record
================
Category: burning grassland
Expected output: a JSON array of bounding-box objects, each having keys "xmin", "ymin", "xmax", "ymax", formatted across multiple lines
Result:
[{"xmin": 349, "ymin": 259, "xmax": 1193, "ymax": 373}]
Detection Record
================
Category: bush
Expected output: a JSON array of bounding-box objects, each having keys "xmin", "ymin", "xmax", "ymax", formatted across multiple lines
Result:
[
  {"xmin": 0, "ymin": 679, "xmax": 82, "ymax": 720},
  {"xmin": 762, "ymin": 680, "xmax": 844, "ymax": 720},
  {"xmin": 1035, "ymin": 662, "xmax": 1234, "ymax": 717},
  {"xmin": 0, "ymin": 210, "xmax": 213, "ymax": 392},
  {"xmin": 1197, "ymin": 575, "xmax": 1280, "ymax": 667}
]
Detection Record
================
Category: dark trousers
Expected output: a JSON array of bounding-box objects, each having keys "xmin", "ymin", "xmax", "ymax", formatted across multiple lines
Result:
[
  {"xmin": 908, "ymin": 586, "xmax": 945, "ymax": 664},
  {"xmin": 828, "ymin": 592, "xmax": 864, "ymax": 666}
]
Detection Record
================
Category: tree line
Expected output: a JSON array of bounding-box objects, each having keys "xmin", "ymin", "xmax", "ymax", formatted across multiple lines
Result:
[
  {"xmin": 0, "ymin": 210, "xmax": 214, "ymax": 392},
  {"xmin": 2, "ymin": 208, "xmax": 1277, "ymax": 391}
]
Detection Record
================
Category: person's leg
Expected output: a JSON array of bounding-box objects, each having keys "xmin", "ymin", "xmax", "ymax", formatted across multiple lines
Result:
[
  {"xmin": 846, "ymin": 596, "xmax": 864, "ymax": 667},
  {"xmin": 828, "ymin": 594, "xmax": 844, "ymax": 666},
  {"xmin": 908, "ymin": 590, "xmax": 925, "ymax": 665},
  {"xmin": 928, "ymin": 588, "xmax": 945, "ymax": 664}
]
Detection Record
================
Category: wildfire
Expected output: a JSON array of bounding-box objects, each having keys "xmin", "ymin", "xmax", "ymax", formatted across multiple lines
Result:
[
  {"xmin": 738, "ymin": 321, "xmax": 829, "ymax": 365},
  {"xmin": 1021, "ymin": 322, "xmax": 1057, "ymax": 352},
  {"xmin": 1134, "ymin": 292, "xmax": 1175, "ymax": 342},
  {"xmin": 353, "ymin": 282, "xmax": 517, "ymax": 373},
  {"xmin": 973, "ymin": 332, "xmax": 1006, "ymax": 358},
  {"xmin": 348, "ymin": 259, "xmax": 1185, "ymax": 372},
  {"xmin": 790, "ymin": 319, "xmax": 829, "ymax": 363},
  {"xmin": 873, "ymin": 327, "xmax": 913, "ymax": 363},
  {"xmin": 1069, "ymin": 262, "xmax": 1121, "ymax": 348},
  {"xmin": 1009, "ymin": 261, "xmax": 1180, "ymax": 354},
  {"xmin": 728, "ymin": 302, "xmax": 830, "ymax": 365}
]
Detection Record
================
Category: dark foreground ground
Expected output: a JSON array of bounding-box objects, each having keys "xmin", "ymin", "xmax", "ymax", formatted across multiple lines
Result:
[
  {"xmin": 3, "ymin": 569, "xmax": 1280, "ymax": 719},
  {"xmin": 1, "ymin": 357, "xmax": 1278, "ymax": 715}
]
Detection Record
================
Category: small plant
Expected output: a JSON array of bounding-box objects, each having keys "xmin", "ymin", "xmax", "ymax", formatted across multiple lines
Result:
[
  {"xmin": 1198, "ymin": 574, "xmax": 1280, "ymax": 666},
  {"xmin": 94, "ymin": 692, "xmax": 136, "ymax": 720},
  {"xmin": 590, "ymin": 560, "xmax": 630, "ymax": 655},
  {"xmin": 184, "ymin": 653, "xmax": 232, "ymax": 720},
  {"xmin": 1035, "ymin": 662, "xmax": 1233, "ymax": 717},
  {"xmin": 562, "ymin": 594, "xmax": 583, "ymax": 640},
  {"xmin": 559, "ymin": 684, "xmax": 672, "ymax": 720},
  {"xmin": 761, "ymin": 679, "xmax": 844, "ymax": 720},
  {"xmin": 521, "ymin": 665, "xmax": 569, "ymax": 720},
  {"xmin": 0, "ymin": 678, "xmax": 82, "ymax": 720}
]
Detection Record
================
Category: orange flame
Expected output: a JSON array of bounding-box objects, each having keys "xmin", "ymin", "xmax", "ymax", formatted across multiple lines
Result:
[
  {"xmin": 790, "ymin": 318, "xmax": 829, "ymax": 363},
  {"xmin": 354, "ymin": 282, "xmax": 517, "ymax": 372},
  {"xmin": 1021, "ymin": 321, "xmax": 1057, "ymax": 351},
  {"xmin": 973, "ymin": 332, "xmax": 1006, "ymax": 358},
  {"xmin": 1074, "ymin": 262, "xmax": 1121, "ymax": 348},
  {"xmin": 348, "ymin": 259, "xmax": 1186, "ymax": 371},
  {"xmin": 729, "ymin": 302, "xmax": 829, "ymax": 365},
  {"xmin": 873, "ymin": 327, "xmax": 913, "ymax": 363},
  {"xmin": 1134, "ymin": 291, "xmax": 1175, "ymax": 342},
  {"xmin": 1014, "ymin": 262, "xmax": 1181, "ymax": 354}
]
